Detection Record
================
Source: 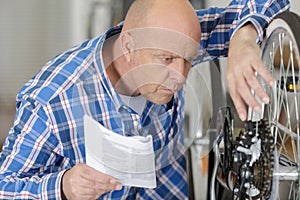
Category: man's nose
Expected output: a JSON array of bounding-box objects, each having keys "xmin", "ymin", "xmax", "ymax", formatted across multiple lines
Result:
[{"xmin": 169, "ymin": 58, "xmax": 187, "ymax": 83}]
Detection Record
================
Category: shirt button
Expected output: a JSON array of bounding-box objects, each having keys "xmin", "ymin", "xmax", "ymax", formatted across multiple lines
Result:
[{"xmin": 133, "ymin": 121, "xmax": 139, "ymax": 127}]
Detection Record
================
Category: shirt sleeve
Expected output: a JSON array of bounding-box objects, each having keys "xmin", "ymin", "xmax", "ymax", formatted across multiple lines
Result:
[
  {"xmin": 0, "ymin": 98, "xmax": 66, "ymax": 200},
  {"xmin": 194, "ymin": 0, "xmax": 290, "ymax": 63}
]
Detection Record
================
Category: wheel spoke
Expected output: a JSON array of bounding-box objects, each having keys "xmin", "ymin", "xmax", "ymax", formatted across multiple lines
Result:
[{"xmin": 261, "ymin": 12, "xmax": 300, "ymax": 200}]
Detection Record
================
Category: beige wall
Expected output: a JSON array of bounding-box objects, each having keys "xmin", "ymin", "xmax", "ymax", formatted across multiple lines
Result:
[{"xmin": 0, "ymin": 0, "xmax": 93, "ymax": 146}]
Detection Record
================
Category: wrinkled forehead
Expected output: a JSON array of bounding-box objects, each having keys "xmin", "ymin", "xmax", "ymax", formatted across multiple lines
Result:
[{"xmin": 128, "ymin": 27, "xmax": 200, "ymax": 59}]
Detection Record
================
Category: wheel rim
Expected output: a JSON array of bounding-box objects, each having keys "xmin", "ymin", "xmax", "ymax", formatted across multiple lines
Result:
[{"xmin": 261, "ymin": 12, "xmax": 300, "ymax": 200}]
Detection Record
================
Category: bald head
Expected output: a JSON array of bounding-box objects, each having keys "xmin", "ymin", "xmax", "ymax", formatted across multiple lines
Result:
[
  {"xmin": 122, "ymin": 0, "xmax": 155, "ymax": 29},
  {"xmin": 122, "ymin": 0, "xmax": 200, "ymax": 41}
]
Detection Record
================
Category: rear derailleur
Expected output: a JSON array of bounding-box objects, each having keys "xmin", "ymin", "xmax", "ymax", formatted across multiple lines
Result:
[{"xmin": 214, "ymin": 107, "xmax": 274, "ymax": 199}]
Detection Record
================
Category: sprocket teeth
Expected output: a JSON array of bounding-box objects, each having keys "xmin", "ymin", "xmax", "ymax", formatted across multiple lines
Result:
[{"xmin": 232, "ymin": 119, "xmax": 274, "ymax": 199}]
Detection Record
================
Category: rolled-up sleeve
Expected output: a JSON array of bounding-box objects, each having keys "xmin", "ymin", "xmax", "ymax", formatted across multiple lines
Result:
[
  {"xmin": 194, "ymin": 0, "xmax": 290, "ymax": 63},
  {"xmin": 232, "ymin": 0, "xmax": 291, "ymax": 43}
]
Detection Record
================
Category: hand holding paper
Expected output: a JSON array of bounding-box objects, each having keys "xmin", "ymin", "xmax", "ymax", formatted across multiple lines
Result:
[
  {"xmin": 84, "ymin": 115, "xmax": 157, "ymax": 188},
  {"xmin": 62, "ymin": 163, "xmax": 122, "ymax": 199}
]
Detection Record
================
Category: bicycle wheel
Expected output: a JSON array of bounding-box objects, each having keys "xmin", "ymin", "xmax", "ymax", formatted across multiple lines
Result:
[{"xmin": 259, "ymin": 11, "xmax": 300, "ymax": 199}]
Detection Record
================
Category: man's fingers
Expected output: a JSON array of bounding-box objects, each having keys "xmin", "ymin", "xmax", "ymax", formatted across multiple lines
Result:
[
  {"xmin": 227, "ymin": 78, "xmax": 247, "ymax": 121},
  {"xmin": 236, "ymin": 79, "xmax": 261, "ymax": 110},
  {"xmin": 232, "ymin": 94, "xmax": 247, "ymax": 121},
  {"xmin": 227, "ymin": 72, "xmax": 265, "ymax": 121},
  {"xmin": 92, "ymin": 180, "xmax": 123, "ymax": 191},
  {"xmin": 252, "ymin": 59, "xmax": 275, "ymax": 86},
  {"xmin": 83, "ymin": 165, "xmax": 122, "ymax": 191},
  {"xmin": 243, "ymin": 67, "xmax": 270, "ymax": 105},
  {"xmin": 227, "ymin": 58, "xmax": 272, "ymax": 121}
]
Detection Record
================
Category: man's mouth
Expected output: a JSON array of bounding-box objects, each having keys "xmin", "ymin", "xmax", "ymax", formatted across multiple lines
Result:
[{"xmin": 161, "ymin": 87, "xmax": 177, "ymax": 94}]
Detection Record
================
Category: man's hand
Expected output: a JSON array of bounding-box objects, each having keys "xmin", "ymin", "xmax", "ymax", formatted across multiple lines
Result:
[
  {"xmin": 62, "ymin": 164, "xmax": 122, "ymax": 200},
  {"xmin": 226, "ymin": 24, "xmax": 274, "ymax": 121}
]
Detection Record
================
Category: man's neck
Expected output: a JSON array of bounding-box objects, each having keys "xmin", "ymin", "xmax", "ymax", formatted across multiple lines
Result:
[{"xmin": 102, "ymin": 36, "xmax": 139, "ymax": 97}]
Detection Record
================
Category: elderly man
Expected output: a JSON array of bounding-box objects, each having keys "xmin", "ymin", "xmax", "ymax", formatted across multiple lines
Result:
[{"xmin": 0, "ymin": 0, "xmax": 289, "ymax": 199}]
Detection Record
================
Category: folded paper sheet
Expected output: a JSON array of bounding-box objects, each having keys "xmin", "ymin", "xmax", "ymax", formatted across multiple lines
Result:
[{"xmin": 84, "ymin": 115, "xmax": 156, "ymax": 188}]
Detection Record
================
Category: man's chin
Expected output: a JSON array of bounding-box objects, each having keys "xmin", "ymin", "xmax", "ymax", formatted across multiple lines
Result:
[{"xmin": 148, "ymin": 95, "xmax": 173, "ymax": 105}]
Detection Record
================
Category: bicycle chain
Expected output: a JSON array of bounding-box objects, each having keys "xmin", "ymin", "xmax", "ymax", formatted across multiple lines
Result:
[
  {"xmin": 220, "ymin": 118, "xmax": 275, "ymax": 199},
  {"xmin": 231, "ymin": 120, "xmax": 275, "ymax": 199}
]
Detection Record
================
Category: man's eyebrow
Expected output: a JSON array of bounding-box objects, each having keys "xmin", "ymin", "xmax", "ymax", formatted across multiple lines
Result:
[
  {"xmin": 152, "ymin": 49, "xmax": 198, "ymax": 60},
  {"xmin": 153, "ymin": 52, "xmax": 181, "ymax": 57}
]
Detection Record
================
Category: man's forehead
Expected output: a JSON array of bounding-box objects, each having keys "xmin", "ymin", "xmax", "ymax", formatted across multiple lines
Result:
[
  {"xmin": 129, "ymin": 27, "xmax": 200, "ymax": 58},
  {"xmin": 152, "ymin": 49, "xmax": 178, "ymax": 56}
]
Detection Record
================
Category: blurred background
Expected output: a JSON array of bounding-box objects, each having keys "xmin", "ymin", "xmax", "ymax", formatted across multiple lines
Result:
[{"xmin": 0, "ymin": 0, "xmax": 299, "ymax": 199}]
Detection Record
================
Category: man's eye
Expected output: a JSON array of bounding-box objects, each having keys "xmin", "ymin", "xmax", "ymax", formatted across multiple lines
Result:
[{"xmin": 161, "ymin": 57, "xmax": 172, "ymax": 62}]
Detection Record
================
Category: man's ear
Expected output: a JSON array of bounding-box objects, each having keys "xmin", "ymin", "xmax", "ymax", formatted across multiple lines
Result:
[{"xmin": 121, "ymin": 32, "xmax": 135, "ymax": 63}]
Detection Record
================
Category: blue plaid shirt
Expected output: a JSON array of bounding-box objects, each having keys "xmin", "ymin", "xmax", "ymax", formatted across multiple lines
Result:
[{"xmin": 0, "ymin": 0, "xmax": 290, "ymax": 199}]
